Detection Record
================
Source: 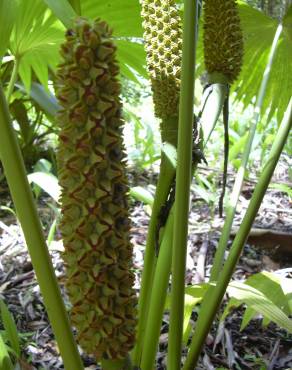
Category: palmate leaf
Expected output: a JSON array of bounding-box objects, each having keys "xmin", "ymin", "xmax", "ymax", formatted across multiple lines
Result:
[
  {"xmin": 222, "ymin": 272, "xmax": 292, "ymax": 333},
  {"xmin": 180, "ymin": 273, "xmax": 292, "ymax": 347},
  {"xmin": 81, "ymin": 0, "xmax": 146, "ymax": 81},
  {"xmin": 116, "ymin": 40, "xmax": 147, "ymax": 82},
  {"xmin": 233, "ymin": 2, "xmax": 292, "ymax": 124},
  {"xmin": 9, "ymin": 0, "xmax": 146, "ymax": 91},
  {"xmin": 82, "ymin": 0, "xmax": 143, "ymax": 37},
  {"xmin": 0, "ymin": 0, "xmax": 16, "ymax": 64},
  {"xmin": 41, "ymin": 0, "xmax": 76, "ymax": 28},
  {"xmin": 239, "ymin": 271, "xmax": 290, "ymax": 329},
  {"xmin": 43, "ymin": 0, "xmax": 143, "ymax": 37},
  {"xmin": 9, "ymin": 0, "xmax": 64, "ymax": 92}
]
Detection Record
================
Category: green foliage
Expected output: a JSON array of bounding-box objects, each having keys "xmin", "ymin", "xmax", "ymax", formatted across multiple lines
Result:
[
  {"xmin": 1, "ymin": 0, "xmax": 146, "ymax": 101},
  {"xmin": 130, "ymin": 187, "xmax": 154, "ymax": 207},
  {"xmin": 170, "ymin": 271, "xmax": 292, "ymax": 351},
  {"xmin": 82, "ymin": 0, "xmax": 143, "ymax": 37},
  {"xmin": 0, "ymin": 335, "xmax": 13, "ymax": 370},
  {"xmin": 27, "ymin": 162, "xmax": 61, "ymax": 245},
  {"xmin": 223, "ymin": 271, "xmax": 292, "ymax": 332},
  {"xmin": 0, "ymin": 1, "xmax": 291, "ymax": 368},
  {"xmin": 192, "ymin": 172, "xmax": 217, "ymax": 207},
  {"xmin": 10, "ymin": 0, "xmax": 64, "ymax": 92},
  {"xmin": 0, "ymin": 0, "xmax": 290, "ymax": 171},
  {"xmin": 28, "ymin": 171, "xmax": 60, "ymax": 202},
  {"xmin": 42, "ymin": 0, "xmax": 146, "ymax": 86},
  {"xmin": 115, "ymin": 40, "xmax": 147, "ymax": 83},
  {"xmin": 0, "ymin": 300, "xmax": 20, "ymax": 358},
  {"xmin": 234, "ymin": 2, "xmax": 292, "ymax": 124},
  {"xmin": 42, "ymin": 0, "xmax": 76, "ymax": 28},
  {"xmin": 124, "ymin": 107, "xmax": 160, "ymax": 169},
  {"xmin": 0, "ymin": 299, "xmax": 21, "ymax": 368},
  {"xmin": 181, "ymin": 285, "xmax": 208, "ymax": 345},
  {"xmin": 16, "ymin": 82, "xmax": 59, "ymax": 120},
  {"xmin": 0, "ymin": 0, "xmax": 16, "ymax": 64},
  {"xmin": 270, "ymin": 182, "xmax": 292, "ymax": 200},
  {"xmin": 8, "ymin": 95, "xmax": 56, "ymax": 168}
]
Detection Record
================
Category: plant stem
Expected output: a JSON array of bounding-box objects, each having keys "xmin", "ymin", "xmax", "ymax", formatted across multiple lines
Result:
[
  {"xmin": 183, "ymin": 97, "xmax": 292, "ymax": 369},
  {"xmin": 140, "ymin": 210, "xmax": 174, "ymax": 370},
  {"xmin": 132, "ymin": 116, "xmax": 178, "ymax": 365},
  {"xmin": 6, "ymin": 57, "xmax": 20, "ymax": 103},
  {"xmin": 0, "ymin": 85, "xmax": 84, "ymax": 370},
  {"xmin": 138, "ymin": 82, "xmax": 227, "ymax": 370},
  {"xmin": 210, "ymin": 23, "xmax": 283, "ymax": 281},
  {"xmin": 167, "ymin": 1, "xmax": 198, "ymax": 369},
  {"xmin": 68, "ymin": 0, "xmax": 81, "ymax": 15}
]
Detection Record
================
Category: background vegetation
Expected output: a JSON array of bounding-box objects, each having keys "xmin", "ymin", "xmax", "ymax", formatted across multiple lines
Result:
[{"xmin": 0, "ymin": 0, "xmax": 291, "ymax": 369}]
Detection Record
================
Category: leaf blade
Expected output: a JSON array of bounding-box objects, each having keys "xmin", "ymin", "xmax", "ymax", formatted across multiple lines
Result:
[
  {"xmin": 0, "ymin": 300, "xmax": 21, "ymax": 358},
  {"xmin": 42, "ymin": 0, "xmax": 76, "ymax": 28}
]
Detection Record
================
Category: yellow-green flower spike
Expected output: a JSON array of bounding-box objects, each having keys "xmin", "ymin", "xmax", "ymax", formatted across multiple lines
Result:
[
  {"xmin": 56, "ymin": 17, "xmax": 137, "ymax": 361},
  {"xmin": 141, "ymin": 0, "xmax": 182, "ymax": 119},
  {"xmin": 203, "ymin": 0, "xmax": 244, "ymax": 84}
]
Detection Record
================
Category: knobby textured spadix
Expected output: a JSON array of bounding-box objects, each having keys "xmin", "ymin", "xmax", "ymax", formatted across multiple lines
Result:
[
  {"xmin": 141, "ymin": 0, "xmax": 182, "ymax": 119},
  {"xmin": 203, "ymin": 0, "xmax": 244, "ymax": 83},
  {"xmin": 56, "ymin": 18, "xmax": 137, "ymax": 361}
]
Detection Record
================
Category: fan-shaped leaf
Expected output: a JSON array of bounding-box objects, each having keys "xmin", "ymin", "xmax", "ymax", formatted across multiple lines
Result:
[
  {"xmin": 0, "ymin": 0, "xmax": 16, "ymax": 64},
  {"xmin": 233, "ymin": 2, "xmax": 292, "ymax": 124},
  {"xmin": 116, "ymin": 40, "xmax": 147, "ymax": 81},
  {"xmin": 42, "ymin": 0, "xmax": 76, "ymax": 28},
  {"xmin": 225, "ymin": 280, "xmax": 292, "ymax": 333},
  {"xmin": 9, "ymin": 0, "xmax": 146, "ymax": 89},
  {"xmin": 9, "ymin": 0, "xmax": 64, "ymax": 91},
  {"xmin": 239, "ymin": 271, "xmax": 290, "ymax": 330},
  {"xmin": 82, "ymin": 0, "xmax": 143, "ymax": 37}
]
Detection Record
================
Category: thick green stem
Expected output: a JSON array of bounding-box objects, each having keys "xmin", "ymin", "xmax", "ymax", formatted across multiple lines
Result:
[
  {"xmin": 140, "ymin": 211, "xmax": 174, "ymax": 370},
  {"xmin": 138, "ymin": 82, "xmax": 227, "ymax": 370},
  {"xmin": 68, "ymin": 0, "xmax": 81, "ymax": 15},
  {"xmin": 133, "ymin": 116, "xmax": 178, "ymax": 365},
  {"xmin": 210, "ymin": 23, "xmax": 283, "ymax": 281},
  {"xmin": 183, "ymin": 98, "xmax": 292, "ymax": 369},
  {"xmin": 0, "ymin": 85, "xmax": 84, "ymax": 370},
  {"xmin": 6, "ymin": 57, "xmax": 20, "ymax": 103},
  {"xmin": 167, "ymin": 1, "xmax": 198, "ymax": 369}
]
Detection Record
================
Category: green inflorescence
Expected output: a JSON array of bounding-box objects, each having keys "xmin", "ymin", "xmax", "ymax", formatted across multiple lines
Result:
[
  {"xmin": 56, "ymin": 17, "xmax": 137, "ymax": 361},
  {"xmin": 203, "ymin": 0, "xmax": 244, "ymax": 84},
  {"xmin": 141, "ymin": 0, "xmax": 182, "ymax": 119}
]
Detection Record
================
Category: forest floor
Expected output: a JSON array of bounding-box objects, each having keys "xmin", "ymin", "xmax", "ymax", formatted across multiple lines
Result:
[{"xmin": 0, "ymin": 158, "xmax": 291, "ymax": 370}]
